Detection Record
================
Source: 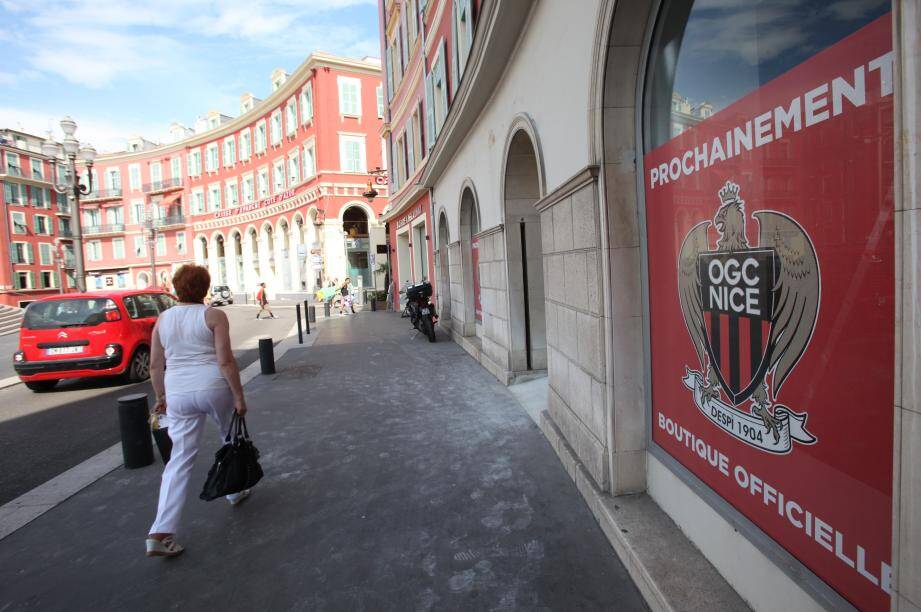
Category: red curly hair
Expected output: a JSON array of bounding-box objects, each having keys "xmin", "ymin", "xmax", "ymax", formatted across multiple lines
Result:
[{"xmin": 172, "ymin": 265, "xmax": 211, "ymax": 303}]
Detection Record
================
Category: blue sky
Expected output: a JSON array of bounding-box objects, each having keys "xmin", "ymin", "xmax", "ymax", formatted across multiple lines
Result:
[{"xmin": 0, "ymin": 0, "xmax": 380, "ymax": 152}]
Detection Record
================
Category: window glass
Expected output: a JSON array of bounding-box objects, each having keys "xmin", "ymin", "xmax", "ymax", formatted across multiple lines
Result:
[
  {"xmin": 154, "ymin": 293, "xmax": 176, "ymax": 311},
  {"xmin": 126, "ymin": 294, "xmax": 161, "ymax": 318}
]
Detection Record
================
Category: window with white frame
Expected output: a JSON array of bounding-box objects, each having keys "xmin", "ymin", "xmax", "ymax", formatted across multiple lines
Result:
[
  {"xmin": 105, "ymin": 206, "xmax": 123, "ymax": 225},
  {"xmin": 223, "ymin": 138, "xmax": 236, "ymax": 167},
  {"xmin": 156, "ymin": 233, "xmax": 166, "ymax": 256},
  {"xmin": 225, "ymin": 180, "xmax": 239, "ymax": 207},
  {"xmin": 300, "ymin": 83, "xmax": 314, "ymax": 124},
  {"xmin": 412, "ymin": 108, "xmax": 423, "ymax": 168},
  {"xmin": 272, "ymin": 159, "xmax": 285, "ymax": 193},
  {"xmin": 5, "ymin": 153, "xmax": 21, "ymax": 175},
  {"xmin": 191, "ymin": 188, "xmax": 205, "ymax": 214},
  {"xmin": 257, "ymin": 167, "xmax": 269, "ymax": 198},
  {"xmin": 208, "ymin": 184, "xmax": 221, "ymax": 211},
  {"xmin": 134, "ymin": 236, "xmax": 146, "ymax": 258},
  {"xmin": 40, "ymin": 270, "xmax": 56, "ymax": 289},
  {"xmin": 170, "ymin": 156, "xmax": 182, "ymax": 179},
  {"xmin": 338, "ymin": 77, "xmax": 362, "ymax": 116},
  {"xmin": 339, "ymin": 134, "xmax": 366, "ymax": 173},
  {"xmin": 129, "ymin": 164, "xmax": 141, "ymax": 190},
  {"xmin": 453, "ymin": 0, "xmax": 474, "ymax": 82},
  {"xmin": 150, "ymin": 162, "xmax": 162, "ymax": 185},
  {"xmin": 131, "ymin": 199, "xmax": 145, "ymax": 224},
  {"xmin": 240, "ymin": 129, "xmax": 252, "ymax": 160},
  {"xmin": 288, "ymin": 153, "xmax": 300, "ymax": 185},
  {"xmin": 302, "ymin": 142, "xmax": 316, "ymax": 179},
  {"xmin": 10, "ymin": 211, "xmax": 27, "ymax": 234},
  {"xmin": 206, "ymin": 143, "xmax": 219, "ymax": 172},
  {"xmin": 396, "ymin": 132, "xmax": 407, "ymax": 185},
  {"xmin": 31, "ymin": 158, "xmax": 43, "ymax": 180},
  {"xmin": 381, "ymin": 138, "xmax": 388, "ymax": 170},
  {"xmin": 3, "ymin": 183, "xmax": 24, "ymax": 205},
  {"xmin": 285, "ymin": 99, "xmax": 297, "ymax": 136},
  {"xmin": 188, "ymin": 149, "xmax": 202, "ymax": 176},
  {"xmin": 433, "ymin": 41, "xmax": 449, "ymax": 133},
  {"xmin": 176, "ymin": 231, "xmax": 186, "ymax": 254},
  {"xmin": 255, "ymin": 121, "xmax": 267, "ymax": 153},
  {"xmin": 29, "ymin": 187, "xmax": 50, "ymax": 208},
  {"xmin": 38, "ymin": 242, "xmax": 53, "ymax": 265},
  {"xmin": 12, "ymin": 242, "xmax": 30, "ymax": 264},
  {"xmin": 112, "ymin": 238, "xmax": 125, "ymax": 259},
  {"xmin": 270, "ymin": 111, "xmax": 282, "ymax": 146},
  {"xmin": 34, "ymin": 214, "xmax": 51, "ymax": 235},
  {"xmin": 105, "ymin": 168, "xmax": 121, "ymax": 191},
  {"xmin": 84, "ymin": 209, "xmax": 100, "ymax": 228},
  {"xmin": 242, "ymin": 174, "xmax": 255, "ymax": 203},
  {"xmin": 13, "ymin": 271, "xmax": 31, "ymax": 290},
  {"xmin": 376, "ymin": 85, "xmax": 384, "ymax": 118},
  {"xmin": 87, "ymin": 240, "xmax": 102, "ymax": 261}
]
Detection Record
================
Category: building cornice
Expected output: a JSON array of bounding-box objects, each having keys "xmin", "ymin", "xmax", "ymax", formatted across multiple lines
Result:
[
  {"xmin": 419, "ymin": 0, "xmax": 533, "ymax": 189},
  {"xmin": 92, "ymin": 52, "xmax": 381, "ymax": 164}
]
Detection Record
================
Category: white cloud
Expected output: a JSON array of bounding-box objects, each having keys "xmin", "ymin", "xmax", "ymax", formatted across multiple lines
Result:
[{"xmin": 0, "ymin": 106, "xmax": 169, "ymax": 153}]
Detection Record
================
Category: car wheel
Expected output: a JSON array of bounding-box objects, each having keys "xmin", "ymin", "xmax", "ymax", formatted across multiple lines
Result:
[
  {"xmin": 25, "ymin": 380, "xmax": 58, "ymax": 392},
  {"xmin": 125, "ymin": 346, "xmax": 151, "ymax": 383}
]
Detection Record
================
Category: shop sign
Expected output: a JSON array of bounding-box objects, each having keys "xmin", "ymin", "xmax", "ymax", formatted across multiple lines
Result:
[
  {"xmin": 213, "ymin": 189, "xmax": 295, "ymax": 219},
  {"xmin": 395, "ymin": 205, "xmax": 423, "ymax": 229},
  {"xmin": 644, "ymin": 15, "xmax": 893, "ymax": 610}
]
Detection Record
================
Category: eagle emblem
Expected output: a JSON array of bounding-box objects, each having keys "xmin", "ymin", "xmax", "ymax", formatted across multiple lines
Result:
[{"xmin": 678, "ymin": 181, "xmax": 820, "ymax": 454}]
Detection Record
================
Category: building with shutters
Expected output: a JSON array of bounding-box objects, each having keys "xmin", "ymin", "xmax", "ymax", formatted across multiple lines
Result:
[
  {"xmin": 0, "ymin": 129, "xmax": 77, "ymax": 307},
  {"xmin": 76, "ymin": 52, "xmax": 388, "ymax": 299},
  {"xmin": 378, "ymin": 1, "xmax": 920, "ymax": 610}
]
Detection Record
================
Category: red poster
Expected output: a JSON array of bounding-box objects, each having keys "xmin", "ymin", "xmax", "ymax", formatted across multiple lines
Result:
[
  {"xmin": 644, "ymin": 15, "xmax": 894, "ymax": 611},
  {"xmin": 472, "ymin": 237, "xmax": 482, "ymax": 321}
]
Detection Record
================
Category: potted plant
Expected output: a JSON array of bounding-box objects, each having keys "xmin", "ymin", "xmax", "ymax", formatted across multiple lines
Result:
[{"xmin": 368, "ymin": 289, "xmax": 388, "ymax": 311}]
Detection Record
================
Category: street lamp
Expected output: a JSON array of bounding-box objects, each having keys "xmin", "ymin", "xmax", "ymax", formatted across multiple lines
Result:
[
  {"xmin": 144, "ymin": 216, "xmax": 158, "ymax": 288},
  {"xmin": 43, "ymin": 117, "xmax": 96, "ymax": 292}
]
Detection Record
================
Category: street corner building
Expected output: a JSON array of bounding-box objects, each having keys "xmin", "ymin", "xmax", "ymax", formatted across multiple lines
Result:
[
  {"xmin": 51, "ymin": 53, "xmax": 387, "ymax": 302},
  {"xmin": 377, "ymin": 0, "xmax": 920, "ymax": 610}
]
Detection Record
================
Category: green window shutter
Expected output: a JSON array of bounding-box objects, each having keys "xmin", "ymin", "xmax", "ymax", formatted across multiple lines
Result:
[
  {"xmin": 26, "ymin": 243, "xmax": 34, "ymax": 264},
  {"xmin": 28, "ymin": 272, "xmax": 35, "ymax": 290},
  {"xmin": 424, "ymin": 72, "xmax": 435, "ymax": 151}
]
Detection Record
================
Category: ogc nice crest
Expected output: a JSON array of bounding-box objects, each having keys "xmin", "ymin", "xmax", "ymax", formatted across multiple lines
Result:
[{"xmin": 678, "ymin": 181, "xmax": 820, "ymax": 454}]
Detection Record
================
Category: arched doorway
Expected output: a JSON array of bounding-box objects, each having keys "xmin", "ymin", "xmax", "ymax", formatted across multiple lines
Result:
[
  {"xmin": 264, "ymin": 225, "xmax": 276, "ymax": 279},
  {"xmin": 215, "ymin": 235, "xmax": 227, "ymax": 284},
  {"xmin": 459, "ymin": 186, "xmax": 480, "ymax": 337},
  {"xmin": 503, "ymin": 128, "xmax": 546, "ymax": 372},
  {"xmin": 342, "ymin": 205, "xmax": 371, "ymax": 287},
  {"xmin": 231, "ymin": 231, "xmax": 244, "ymax": 292},
  {"xmin": 249, "ymin": 228, "xmax": 260, "ymax": 281},
  {"xmin": 278, "ymin": 218, "xmax": 291, "ymax": 291},
  {"xmin": 436, "ymin": 211, "xmax": 452, "ymax": 325},
  {"xmin": 198, "ymin": 236, "xmax": 209, "ymax": 267},
  {"xmin": 137, "ymin": 271, "xmax": 150, "ymax": 288}
]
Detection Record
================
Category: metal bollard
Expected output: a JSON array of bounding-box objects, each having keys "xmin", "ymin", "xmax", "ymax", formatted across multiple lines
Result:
[
  {"xmin": 371, "ymin": 297, "xmax": 377, "ymax": 311},
  {"xmin": 323, "ymin": 300, "xmax": 331, "ymax": 318},
  {"xmin": 117, "ymin": 393, "xmax": 154, "ymax": 469},
  {"xmin": 296, "ymin": 303, "xmax": 303, "ymax": 344},
  {"xmin": 259, "ymin": 337, "xmax": 276, "ymax": 375},
  {"xmin": 307, "ymin": 304, "xmax": 317, "ymax": 323},
  {"xmin": 303, "ymin": 300, "xmax": 310, "ymax": 334}
]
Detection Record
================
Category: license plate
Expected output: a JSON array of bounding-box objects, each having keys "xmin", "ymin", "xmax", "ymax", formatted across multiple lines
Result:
[
  {"xmin": 421, "ymin": 308, "xmax": 430, "ymax": 315},
  {"xmin": 45, "ymin": 346, "xmax": 84, "ymax": 356}
]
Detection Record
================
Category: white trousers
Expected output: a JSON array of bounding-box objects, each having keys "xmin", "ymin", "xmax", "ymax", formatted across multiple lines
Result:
[{"xmin": 149, "ymin": 386, "xmax": 242, "ymax": 535}]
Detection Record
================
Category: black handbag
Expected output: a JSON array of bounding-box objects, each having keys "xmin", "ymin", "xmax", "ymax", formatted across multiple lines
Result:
[{"xmin": 199, "ymin": 413, "xmax": 263, "ymax": 501}]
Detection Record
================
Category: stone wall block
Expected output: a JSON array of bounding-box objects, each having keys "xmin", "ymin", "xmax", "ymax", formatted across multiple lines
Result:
[
  {"xmin": 612, "ymin": 449, "xmax": 646, "ymax": 494},
  {"xmin": 612, "ymin": 314, "xmax": 646, "ymax": 452},
  {"xmin": 591, "ymin": 378, "xmax": 607, "ymax": 444},
  {"xmin": 549, "ymin": 388, "xmax": 608, "ymax": 487},
  {"xmin": 611, "ymin": 245, "xmax": 643, "ymax": 319},
  {"xmin": 545, "ymin": 300, "xmax": 559, "ymax": 348},
  {"xmin": 540, "ymin": 208, "xmax": 555, "ymax": 254},
  {"xmin": 603, "ymin": 107, "xmax": 636, "ymax": 165},
  {"xmin": 563, "ymin": 252, "xmax": 587, "ymax": 310},
  {"xmin": 586, "ymin": 250, "xmax": 601, "ymax": 316},
  {"xmin": 605, "ymin": 162, "xmax": 640, "ymax": 249},
  {"xmin": 577, "ymin": 311, "xmax": 604, "ymax": 382},
  {"xmin": 547, "ymin": 254, "xmax": 564, "ymax": 303},
  {"xmin": 900, "ymin": 408, "xmax": 921, "ymax": 605},
  {"xmin": 549, "ymin": 347, "xmax": 571, "ymax": 403},
  {"xmin": 552, "ymin": 196, "xmax": 574, "ymax": 253},
  {"xmin": 571, "ymin": 184, "xmax": 599, "ymax": 250},
  {"xmin": 568, "ymin": 360, "xmax": 594, "ymax": 435},
  {"xmin": 603, "ymin": 45, "xmax": 640, "ymax": 109},
  {"xmin": 558, "ymin": 306, "xmax": 579, "ymax": 362},
  {"xmin": 902, "ymin": 209, "xmax": 920, "ymax": 415}
]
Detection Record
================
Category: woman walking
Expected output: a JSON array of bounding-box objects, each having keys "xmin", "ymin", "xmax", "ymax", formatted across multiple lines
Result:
[
  {"xmin": 256, "ymin": 282, "xmax": 275, "ymax": 319},
  {"xmin": 339, "ymin": 277, "xmax": 355, "ymax": 315},
  {"xmin": 146, "ymin": 264, "xmax": 251, "ymax": 557}
]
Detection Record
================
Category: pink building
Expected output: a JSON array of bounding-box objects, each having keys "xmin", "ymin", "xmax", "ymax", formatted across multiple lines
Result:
[{"xmin": 79, "ymin": 53, "xmax": 388, "ymax": 299}]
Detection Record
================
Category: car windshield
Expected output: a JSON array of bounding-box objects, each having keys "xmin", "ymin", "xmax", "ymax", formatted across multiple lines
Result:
[{"xmin": 23, "ymin": 298, "xmax": 113, "ymax": 330}]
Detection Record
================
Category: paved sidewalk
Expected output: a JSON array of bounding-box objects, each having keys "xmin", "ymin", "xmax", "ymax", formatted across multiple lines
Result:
[{"xmin": 0, "ymin": 312, "xmax": 646, "ymax": 611}]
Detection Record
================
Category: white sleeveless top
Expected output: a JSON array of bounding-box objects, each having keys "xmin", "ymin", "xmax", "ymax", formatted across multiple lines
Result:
[{"xmin": 158, "ymin": 304, "xmax": 227, "ymax": 394}]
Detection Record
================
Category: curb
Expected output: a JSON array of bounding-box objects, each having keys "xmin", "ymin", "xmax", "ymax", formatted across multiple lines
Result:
[
  {"xmin": 0, "ymin": 317, "xmax": 319, "ymax": 542},
  {"xmin": 0, "ymin": 376, "xmax": 20, "ymax": 390}
]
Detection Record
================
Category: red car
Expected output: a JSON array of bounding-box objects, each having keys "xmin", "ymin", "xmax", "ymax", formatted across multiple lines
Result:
[{"xmin": 14, "ymin": 289, "xmax": 177, "ymax": 392}]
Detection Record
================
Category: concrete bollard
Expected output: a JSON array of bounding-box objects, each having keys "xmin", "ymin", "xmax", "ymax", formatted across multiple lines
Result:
[
  {"xmin": 303, "ymin": 300, "xmax": 310, "ymax": 334},
  {"xmin": 259, "ymin": 337, "xmax": 276, "ymax": 375},
  {"xmin": 308, "ymin": 304, "xmax": 317, "ymax": 323},
  {"xmin": 117, "ymin": 393, "xmax": 154, "ymax": 469},
  {"xmin": 296, "ymin": 303, "xmax": 303, "ymax": 344}
]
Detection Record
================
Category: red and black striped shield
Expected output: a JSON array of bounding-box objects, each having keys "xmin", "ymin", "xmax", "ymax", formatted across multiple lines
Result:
[{"xmin": 698, "ymin": 248, "xmax": 776, "ymax": 406}]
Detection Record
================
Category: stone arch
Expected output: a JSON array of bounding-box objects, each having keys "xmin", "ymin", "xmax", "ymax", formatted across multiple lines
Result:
[
  {"xmin": 337, "ymin": 200, "xmax": 377, "ymax": 225},
  {"xmin": 501, "ymin": 122, "xmax": 546, "ymax": 373},
  {"xmin": 211, "ymin": 231, "xmax": 228, "ymax": 285},
  {"xmin": 228, "ymin": 228, "xmax": 245, "ymax": 292},
  {"xmin": 260, "ymin": 220, "xmax": 276, "ymax": 280},
  {"xmin": 276, "ymin": 216, "xmax": 293, "ymax": 291},
  {"xmin": 435, "ymin": 207, "xmax": 452, "ymax": 325},
  {"xmin": 457, "ymin": 180, "xmax": 481, "ymax": 337},
  {"xmin": 342, "ymin": 204, "xmax": 373, "ymax": 287},
  {"xmin": 137, "ymin": 271, "xmax": 150, "ymax": 288}
]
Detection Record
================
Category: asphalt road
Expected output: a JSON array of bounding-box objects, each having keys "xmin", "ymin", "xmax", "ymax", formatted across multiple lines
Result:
[
  {"xmin": 0, "ymin": 333, "xmax": 20, "ymax": 380},
  {"xmin": 0, "ymin": 304, "xmax": 297, "ymax": 505}
]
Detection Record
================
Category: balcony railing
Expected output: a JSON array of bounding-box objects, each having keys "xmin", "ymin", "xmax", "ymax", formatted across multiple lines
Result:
[
  {"xmin": 83, "ymin": 223, "xmax": 125, "ymax": 235},
  {"xmin": 0, "ymin": 163, "xmax": 22, "ymax": 177},
  {"xmin": 58, "ymin": 228, "xmax": 74, "ymax": 238},
  {"xmin": 143, "ymin": 177, "xmax": 183, "ymax": 193},
  {"xmin": 154, "ymin": 214, "xmax": 186, "ymax": 228},
  {"xmin": 82, "ymin": 187, "xmax": 122, "ymax": 202}
]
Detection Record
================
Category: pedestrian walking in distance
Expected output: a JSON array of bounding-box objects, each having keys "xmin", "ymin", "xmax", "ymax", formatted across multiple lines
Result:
[
  {"xmin": 256, "ymin": 282, "xmax": 275, "ymax": 319},
  {"xmin": 146, "ymin": 264, "xmax": 252, "ymax": 557},
  {"xmin": 339, "ymin": 277, "xmax": 356, "ymax": 315}
]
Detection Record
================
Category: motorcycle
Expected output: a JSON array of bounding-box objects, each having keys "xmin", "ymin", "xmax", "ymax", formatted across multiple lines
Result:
[{"xmin": 404, "ymin": 281, "xmax": 437, "ymax": 342}]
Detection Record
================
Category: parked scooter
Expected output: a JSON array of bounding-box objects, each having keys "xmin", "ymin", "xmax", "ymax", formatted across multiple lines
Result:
[{"xmin": 404, "ymin": 281, "xmax": 437, "ymax": 342}]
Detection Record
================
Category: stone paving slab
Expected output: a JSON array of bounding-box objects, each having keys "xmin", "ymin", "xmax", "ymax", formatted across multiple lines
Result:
[{"xmin": 0, "ymin": 312, "xmax": 646, "ymax": 611}]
